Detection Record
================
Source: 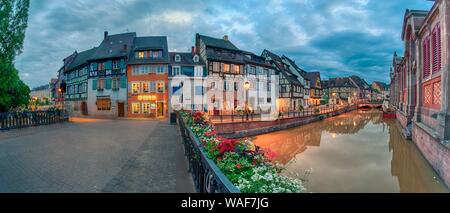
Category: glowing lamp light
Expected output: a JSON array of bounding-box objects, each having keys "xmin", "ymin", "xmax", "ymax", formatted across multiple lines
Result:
[{"xmin": 244, "ymin": 81, "xmax": 250, "ymax": 90}]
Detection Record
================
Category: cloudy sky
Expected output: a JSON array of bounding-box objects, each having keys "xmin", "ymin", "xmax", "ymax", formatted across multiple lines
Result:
[{"xmin": 16, "ymin": 0, "xmax": 433, "ymax": 88}]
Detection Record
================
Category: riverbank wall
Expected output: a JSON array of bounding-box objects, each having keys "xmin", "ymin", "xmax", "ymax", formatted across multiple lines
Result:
[
  {"xmin": 215, "ymin": 105, "xmax": 357, "ymax": 139},
  {"xmin": 412, "ymin": 122, "xmax": 450, "ymax": 188}
]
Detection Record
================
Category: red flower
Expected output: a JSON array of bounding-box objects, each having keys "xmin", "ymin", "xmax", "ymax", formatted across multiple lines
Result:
[
  {"xmin": 217, "ymin": 138, "xmax": 238, "ymax": 155},
  {"xmin": 236, "ymin": 164, "xmax": 242, "ymax": 169},
  {"xmin": 252, "ymin": 158, "xmax": 257, "ymax": 166},
  {"xmin": 217, "ymin": 157, "xmax": 222, "ymax": 161}
]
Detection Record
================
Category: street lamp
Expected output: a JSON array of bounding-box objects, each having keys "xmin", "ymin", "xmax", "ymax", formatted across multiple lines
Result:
[{"xmin": 244, "ymin": 81, "xmax": 250, "ymax": 120}]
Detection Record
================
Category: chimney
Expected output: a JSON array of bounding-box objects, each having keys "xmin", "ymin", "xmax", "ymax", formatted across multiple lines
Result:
[
  {"xmin": 191, "ymin": 46, "xmax": 196, "ymax": 54},
  {"xmin": 123, "ymin": 44, "xmax": 127, "ymax": 52},
  {"xmin": 104, "ymin": 31, "xmax": 108, "ymax": 39},
  {"xmin": 223, "ymin": 35, "xmax": 228, "ymax": 41}
]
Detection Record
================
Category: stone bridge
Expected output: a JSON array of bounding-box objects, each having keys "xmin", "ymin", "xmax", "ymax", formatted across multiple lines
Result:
[{"xmin": 357, "ymin": 102, "xmax": 383, "ymax": 109}]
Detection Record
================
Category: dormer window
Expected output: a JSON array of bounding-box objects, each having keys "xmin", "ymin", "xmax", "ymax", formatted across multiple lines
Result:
[
  {"xmin": 193, "ymin": 55, "xmax": 199, "ymax": 63},
  {"xmin": 175, "ymin": 54, "xmax": 181, "ymax": 62}
]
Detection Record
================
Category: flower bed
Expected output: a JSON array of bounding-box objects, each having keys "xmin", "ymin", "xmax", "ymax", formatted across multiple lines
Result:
[{"xmin": 180, "ymin": 110, "xmax": 305, "ymax": 193}]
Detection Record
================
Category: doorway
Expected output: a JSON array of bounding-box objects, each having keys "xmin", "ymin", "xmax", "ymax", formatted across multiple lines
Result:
[
  {"xmin": 157, "ymin": 102, "xmax": 164, "ymax": 117},
  {"xmin": 81, "ymin": 101, "xmax": 88, "ymax": 115},
  {"xmin": 118, "ymin": 102, "xmax": 125, "ymax": 117}
]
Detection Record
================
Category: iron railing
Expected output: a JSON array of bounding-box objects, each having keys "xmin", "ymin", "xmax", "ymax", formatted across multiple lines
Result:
[
  {"xmin": 210, "ymin": 104, "xmax": 355, "ymax": 124},
  {"xmin": 0, "ymin": 110, "xmax": 69, "ymax": 130},
  {"xmin": 177, "ymin": 111, "xmax": 240, "ymax": 193}
]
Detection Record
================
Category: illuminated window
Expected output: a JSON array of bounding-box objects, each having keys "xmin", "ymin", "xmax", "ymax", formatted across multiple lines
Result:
[
  {"xmin": 132, "ymin": 83, "xmax": 140, "ymax": 94},
  {"xmin": 132, "ymin": 103, "xmax": 140, "ymax": 114},
  {"xmin": 234, "ymin": 65, "xmax": 240, "ymax": 74},
  {"xmin": 138, "ymin": 51, "xmax": 144, "ymax": 58},
  {"xmin": 142, "ymin": 103, "xmax": 151, "ymax": 114},
  {"xmin": 223, "ymin": 64, "xmax": 230, "ymax": 73},
  {"xmin": 96, "ymin": 98, "xmax": 111, "ymax": 111},
  {"xmin": 157, "ymin": 82, "xmax": 165, "ymax": 93},
  {"xmin": 142, "ymin": 82, "xmax": 149, "ymax": 93}
]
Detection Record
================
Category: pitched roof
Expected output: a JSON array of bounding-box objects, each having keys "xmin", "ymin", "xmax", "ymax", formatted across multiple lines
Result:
[
  {"xmin": 128, "ymin": 36, "xmax": 169, "ymax": 64},
  {"xmin": 169, "ymin": 52, "xmax": 205, "ymax": 66},
  {"xmin": 31, "ymin": 84, "xmax": 50, "ymax": 91},
  {"xmin": 90, "ymin": 32, "xmax": 136, "ymax": 61},
  {"xmin": 196, "ymin": 33, "xmax": 240, "ymax": 51},
  {"xmin": 350, "ymin": 75, "xmax": 370, "ymax": 89},
  {"xmin": 243, "ymin": 51, "xmax": 273, "ymax": 68},
  {"xmin": 328, "ymin": 77, "xmax": 357, "ymax": 88},
  {"xmin": 305, "ymin": 72, "xmax": 320, "ymax": 82},
  {"xmin": 66, "ymin": 47, "xmax": 97, "ymax": 72},
  {"xmin": 262, "ymin": 49, "xmax": 283, "ymax": 63}
]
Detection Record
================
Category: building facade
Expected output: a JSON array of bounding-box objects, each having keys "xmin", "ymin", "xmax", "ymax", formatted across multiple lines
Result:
[
  {"xmin": 281, "ymin": 55, "xmax": 309, "ymax": 108},
  {"xmin": 87, "ymin": 32, "xmax": 135, "ymax": 118},
  {"xmin": 243, "ymin": 51, "xmax": 278, "ymax": 113},
  {"xmin": 64, "ymin": 47, "xmax": 97, "ymax": 116},
  {"xmin": 168, "ymin": 50, "xmax": 207, "ymax": 112},
  {"xmin": 262, "ymin": 50, "xmax": 303, "ymax": 112},
  {"xmin": 327, "ymin": 77, "xmax": 358, "ymax": 105},
  {"xmin": 390, "ymin": 1, "xmax": 450, "ymax": 188},
  {"xmin": 305, "ymin": 72, "xmax": 322, "ymax": 106},
  {"xmin": 195, "ymin": 34, "xmax": 247, "ymax": 115},
  {"xmin": 126, "ymin": 36, "xmax": 169, "ymax": 118}
]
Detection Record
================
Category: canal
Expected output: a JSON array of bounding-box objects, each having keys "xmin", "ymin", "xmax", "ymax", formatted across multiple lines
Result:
[{"xmin": 252, "ymin": 110, "xmax": 449, "ymax": 193}]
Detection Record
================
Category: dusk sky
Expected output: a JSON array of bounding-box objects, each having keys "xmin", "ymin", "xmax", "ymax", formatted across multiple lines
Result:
[{"xmin": 16, "ymin": 0, "xmax": 433, "ymax": 89}]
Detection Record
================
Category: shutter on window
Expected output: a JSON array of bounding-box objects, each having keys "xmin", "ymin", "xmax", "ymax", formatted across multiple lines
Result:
[
  {"xmin": 437, "ymin": 25, "xmax": 441, "ymax": 73},
  {"xmin": 105, "ymin": 78, "xmax": 112, "ymax": 89},
  {"xmin": 92, "ymin": 79, "xmax": 97, "ymax": 90},
  {"xmin": 120, "ymin": 76, "xmax": 127, "ymax": 88},
  {"xmin": 105, "ymin": 61, "xmax": 112, "ymax": 70},
  {"xmin": 120, "ymin": 59, "xmax": 125, "ymax": 69}
]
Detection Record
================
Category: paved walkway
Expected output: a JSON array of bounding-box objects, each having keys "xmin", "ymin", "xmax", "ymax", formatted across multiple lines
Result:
[{"xmin": 0, "ymin": 117, "xmax": 195, "ymax": 193}]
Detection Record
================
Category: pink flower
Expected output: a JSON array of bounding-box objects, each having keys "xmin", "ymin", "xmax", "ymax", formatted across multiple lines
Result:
[{"xmin": 236, "ymin": 164, "xmax": 242, "ymax": 169}]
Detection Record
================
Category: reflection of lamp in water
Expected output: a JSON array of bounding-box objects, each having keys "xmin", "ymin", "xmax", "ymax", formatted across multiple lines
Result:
[{"xmin": 331, "ymin": 133, "xmax": 337, "ymax": 138}]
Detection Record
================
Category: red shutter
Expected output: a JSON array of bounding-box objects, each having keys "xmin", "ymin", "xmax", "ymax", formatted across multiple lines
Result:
[
  {"xmin": 437, "ymin": 25, "xmax": 441, "ymax": 73},
  {"xmin": 432, "ymin": 28, "xmax": 437, "ymax": 73},
  {"xmin": 423, "ymin": 39, "xmax": 427, "ymax": 78}
]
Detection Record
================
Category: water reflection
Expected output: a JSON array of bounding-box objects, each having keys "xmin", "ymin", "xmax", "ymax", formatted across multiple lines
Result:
[{"xmin": 252, "ymin": 110, "xmax": 449, "ymax": 193}]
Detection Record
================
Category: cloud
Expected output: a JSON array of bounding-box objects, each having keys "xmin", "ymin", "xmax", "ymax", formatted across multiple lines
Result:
[{"xmin": 15, "ymin": 0, "xmax": 433, "ymax": 88}]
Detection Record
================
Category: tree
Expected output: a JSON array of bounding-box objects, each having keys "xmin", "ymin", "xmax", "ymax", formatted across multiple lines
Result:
[{"xmin": 0, "ymin": 0, "xmax": 30, "ymax": 112}]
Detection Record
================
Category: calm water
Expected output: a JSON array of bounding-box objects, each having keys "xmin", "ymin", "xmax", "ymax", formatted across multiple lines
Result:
[{"xmin": 252, "ymin": 110, "xmax": 449, "ymax": 193}]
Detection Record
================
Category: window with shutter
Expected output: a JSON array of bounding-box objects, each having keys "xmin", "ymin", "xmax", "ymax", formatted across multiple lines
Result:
[
  {"xmin": 92, "ymin": 79, "xmax": 97, "ymax": 90},
  {"xmin": 436, "ymin": 24, "xmax": 441, "ymax": 74}
]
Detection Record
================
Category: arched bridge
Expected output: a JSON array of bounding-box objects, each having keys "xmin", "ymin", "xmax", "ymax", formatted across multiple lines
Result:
[{"xmin": 357, "ymin": 101, "xmax": 383, "ymax": 109}]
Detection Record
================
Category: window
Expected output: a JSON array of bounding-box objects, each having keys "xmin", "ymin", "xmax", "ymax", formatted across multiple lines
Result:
[
  {"xmin": 138, "ymin": 51, "xmax": 145, "ymax": 58},
  {"xmin": 423, "ymin": 37, "xmax": 431, "ymax": 79},
  {"xmin": 194, "ymin": 66, "xmax": 203, "ymax": 76},
  {"xmin": 157, "ymin": 65, "xmax": 165, "ymax": 74},
  {"xmin": 98, "ymin": 62, "xmax": 105, "ymax": 70},
  {"xmin": 213, "ymin": 62, "xmax": 220, "ymax": 72},
  {"xmin": 224, "ymin": 80, "xmax": 227, "ymax": 91},
  {"xmin": 267, "ymin": 82, "xmax": 271, "ymax": 92},
  {"xmin": 234, "ymin": 65, "xmax": 240, "ymax": 74},
  {"xmin": 223, "ymin": 64, "xmax": 230, "ymax": 73},
  {"xmin": 234, "ymin": 82, "xmax": 238, "ymax": 91},
  {"xmin": 195, "ymin": 86, "xmax": 203, "ymax": 96},
  {"xmin": 113, "ymin": 60, "xmax": 120, "ymax": 69},
  {"xmin": 153, "ymin": 51, "xmax": 159, "ymax": 58},
  {"xmin": 210, "ymin": 82, "xmax": 216, "ymax": 90},
  {"xmin": 193, "ymin": 55, "xmax": 199, "ymax": 62},
  {"xmin": 97, "ymin": 98, "xmax": 111, "ymax": 111},
  {"xmin": 142, "ymin": 103, "xmax": 151, "ymax": 114},
  {"xmin": 157, "ymin": 82, "xmax": 165, "ymax": 93},
  {"xmin": 432, "ymin": 24, "xmax": 441, "ymax": 74},
  {"xmin": 265, "ymin": 68, "xmax": 270, "ymax": 77},
  {"xmin": 132, "ymin": 103, "xmax": 140, "ymax": 114},
  {"xmin": 142, "ymin": 82, "xmax": 149, "ymax": 93},
  {"xmin": 249, "ymin": 66, "xmax": 256, "ymax": 75},
  {"xmin": 132, "ymin": 82, "xmax": 140, "ymax": 94},
  {"xmin": 175, "ymin": 54, "xmax": 181, "ymax": 62},
  {"xmin": 150, "ymin": 82, "xmax": 156, "ymax": 92},
  {"xmin": 172, "ymin": 67, "xmax": 181, "ymax": 76},
  {"xmin": 267, "ymin": 97, "xmax": 272, "ymax": 103},
  {"xmin": 112, "ymin": 78, "xmax": 119, "ymax": 90},
  {"xmin": 97, "ymin": 78, "xmax": 105, "ymax": 90}
]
